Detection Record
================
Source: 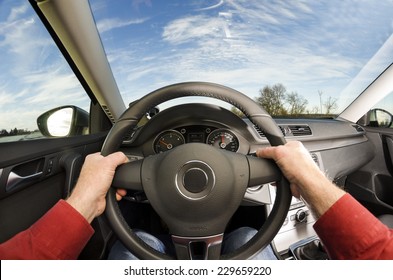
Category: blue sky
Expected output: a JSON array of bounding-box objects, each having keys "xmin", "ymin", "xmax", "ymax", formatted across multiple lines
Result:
[
  {"xmin": 91, "ymin": 0, "xmax": 393, "ymax": 110},
  {"xmin": 1, "ymin": 0, "xmax": 393, "ymax": 131}
]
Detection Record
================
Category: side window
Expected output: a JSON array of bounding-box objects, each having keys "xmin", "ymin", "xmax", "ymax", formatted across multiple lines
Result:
[
  {"xmin": 359, "ymin": 92, "xmax": 393, "ymax": 128},
  {"xmin": 0, "ymin": 1, "xmax": 90, "ymax": 143}
]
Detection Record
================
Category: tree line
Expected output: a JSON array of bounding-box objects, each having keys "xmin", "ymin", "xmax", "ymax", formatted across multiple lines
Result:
[
  {"xmin": 0, "ymin": 128, "xmax": 34, "ymax": 137},
  {"xmin": 232, "ymin": 83, "xmax": 338, "ymax": 117}
]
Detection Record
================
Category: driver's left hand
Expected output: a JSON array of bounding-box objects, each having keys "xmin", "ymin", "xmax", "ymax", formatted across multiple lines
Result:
[{"xmin": 66, "ymin": 152, "xmax": 128, "ymax": 223}]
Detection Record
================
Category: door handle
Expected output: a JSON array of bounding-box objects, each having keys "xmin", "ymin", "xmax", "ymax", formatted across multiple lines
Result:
[{"xmin": 6, "ymin": 171, "xmax": 43, "ymax": 192}]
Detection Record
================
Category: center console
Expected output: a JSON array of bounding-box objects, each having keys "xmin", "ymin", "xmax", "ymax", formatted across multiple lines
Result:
[
  {"xmin": 266, "ymin": 184, "xmax": 318, "ymax": 257},
  {"xmin": 265, "ymin": 152, "xmax": 329, "ymax": 260}
]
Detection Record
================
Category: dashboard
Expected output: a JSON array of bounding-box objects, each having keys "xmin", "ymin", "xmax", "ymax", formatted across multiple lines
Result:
[
  {"xmin": 123, "ymin": 103, "xmax": 374, "ymax": 173},
  {"xmin": 121, "ymin": 102, "xmax": 375, "ymax": 205},
  {"xmin": 121, "ymin": 102, "xmax": 376, "ymax": 256}
]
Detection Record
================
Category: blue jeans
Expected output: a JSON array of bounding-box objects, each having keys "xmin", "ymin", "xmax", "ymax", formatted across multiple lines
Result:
[{"xmin": 108, "ymin": 227, "xmax": 277, "ymax": 260}]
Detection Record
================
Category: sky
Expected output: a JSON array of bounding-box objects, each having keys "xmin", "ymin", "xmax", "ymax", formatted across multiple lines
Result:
[{"xmin": 1, "ymin": 0, "xmax": 393, "ymax": 131}]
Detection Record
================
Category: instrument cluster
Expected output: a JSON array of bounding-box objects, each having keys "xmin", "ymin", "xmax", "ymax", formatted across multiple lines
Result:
[{"xmin": 153, "ymin": 125, "xmax": 239, "ymax": 154}]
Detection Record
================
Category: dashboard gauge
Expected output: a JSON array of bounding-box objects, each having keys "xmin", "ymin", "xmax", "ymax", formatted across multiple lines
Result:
[
  {"xmin": 154, "ymin": 130, "xmax": 185, "ymax": 153},
  {"xmin": 206, "ymin": 129, "xmax": 239, "ymax": 152}
]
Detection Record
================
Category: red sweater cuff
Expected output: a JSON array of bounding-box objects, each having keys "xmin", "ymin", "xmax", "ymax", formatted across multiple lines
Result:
[
  {"xmin": 314, "ymin": 193, "xmax": 391, "ymax": 259},
  {"xmin": 29, "ymin": 199, "xmax": 94, "ymax": 259}
]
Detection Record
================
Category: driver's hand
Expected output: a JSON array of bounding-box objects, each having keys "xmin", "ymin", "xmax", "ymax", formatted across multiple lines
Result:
[
  {"xmin": 256, "ymin": 141, "xmax": 345, "ymax": 218},
  {"xmin": 66, "ymin": 152, "xmax": 129, "ymax": 223},
  {"xmin": 256, "ymin": 141, "xmax": 322, "ymax": 198}
]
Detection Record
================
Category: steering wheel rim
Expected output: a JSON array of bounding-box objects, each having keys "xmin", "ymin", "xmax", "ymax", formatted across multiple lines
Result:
[{"xmin": 102, "ymin": 82, "xmax": 291, "ymax": 259}]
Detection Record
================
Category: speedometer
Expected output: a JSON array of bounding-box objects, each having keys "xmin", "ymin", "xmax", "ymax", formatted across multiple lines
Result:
[
  {"xmin": 206, "ymin": 129, "xmax": 239, "ymax": 152},
  {"xmin": 153, "ymin": 130, "xmax": 185, "ymax": 153}
]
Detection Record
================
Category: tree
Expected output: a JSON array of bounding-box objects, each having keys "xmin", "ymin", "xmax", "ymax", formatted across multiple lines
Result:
[
  {"xmin": 0, "ymin": 129, "xmax": 9, "ymax": 137},
  {"xmin": 286, "ymin": 92, "xmax": 308, "ymax": 115},
  {"xmin": 307, "ymin": 106, "xmax": 320, "ymax": 115},
  {"xmin": 255, "ymin": 83, "xmax": 335, "ymax": 116},
  {"xmin": 324, "ymin": 96, "xmax": 338, "ymax": 114},
  {"xmin": 9, "ymin": 128, "xmax": 18, "ymax": 136},
  {"xmin": 255, "ymin": 83, "xmax": 287, "ymax": 116}
]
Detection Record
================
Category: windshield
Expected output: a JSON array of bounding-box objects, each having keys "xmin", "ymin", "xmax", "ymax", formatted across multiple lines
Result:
[
  {"xmin": 90, "ymin": 0, "xmax": 393, "ymax": 117},
  {"xmin": 1, "ymin": 0, "xmax": 393, "ymax": 136}
]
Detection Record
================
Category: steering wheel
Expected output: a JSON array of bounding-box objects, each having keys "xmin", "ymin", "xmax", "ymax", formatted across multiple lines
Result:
[{"xmin": 102, "ymin": 82, "xmax": 291, "ymax": 260}]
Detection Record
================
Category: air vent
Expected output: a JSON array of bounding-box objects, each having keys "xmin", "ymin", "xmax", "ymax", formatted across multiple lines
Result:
[
  {"xmin": 253, "ymin": 125, "xmax": 265, "ymax": 137},
  {"xmin": 288, "ymin": 125, "xmax": 312, "ymax": 136},
  {"xmin": 352, "ymin": 124, "xmax": 365, "ymax": 133},
  {"xmin": 101, "ymin": 105, "xmax": 115, "ymax": 123},
  {"xmin": 253, "ymin": 125, "xmax": 285, "ymax": 137}
]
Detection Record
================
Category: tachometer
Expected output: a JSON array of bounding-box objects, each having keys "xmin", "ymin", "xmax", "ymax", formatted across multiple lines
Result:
[
  {"xmin": 154, "ymin": 130, "xmax": 185, "ymax": 153},
  {"xmin": 206, "ymin": 129, "xmax": 239, "ymax": 152}
]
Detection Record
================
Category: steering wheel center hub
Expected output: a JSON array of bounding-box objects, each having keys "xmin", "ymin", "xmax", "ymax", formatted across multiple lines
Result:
[
  {"xmin": 176, "ymin": 161, "xmax": 215, "ymax": 199},
  {"xmin": 183, "ymin": 168, "xmax": 208, "ymax": 192},
  {"xmin": 141, "ymin": 143, "xmax": 250, "ymax": 237}
]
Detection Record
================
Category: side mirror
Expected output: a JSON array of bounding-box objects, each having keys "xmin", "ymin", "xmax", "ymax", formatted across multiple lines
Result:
[
  {"xmin": 37, "ymin": 106, "xmax": 89, "ymax": 137},
  {"xmin": 358, "ymin": 108, "xmax": 393, "ymax": 128}
]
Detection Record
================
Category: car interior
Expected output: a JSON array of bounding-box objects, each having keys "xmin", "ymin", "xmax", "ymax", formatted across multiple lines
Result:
[{"xmin": 1, "ymin": 0, "xmax": 393, "ymax": 260}]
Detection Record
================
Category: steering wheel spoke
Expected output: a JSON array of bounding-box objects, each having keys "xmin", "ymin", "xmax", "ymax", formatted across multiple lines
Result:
[
  {"xmin": 172, "ymin": 234, "xmax": 223, "ymax": 260},
  {"xmin": 247, "ymin": 155, "xmax": 282, "ymax": 187},
  {"xmin": 112, "ymin": 160, "xmax": 143, "ymax": 191}
]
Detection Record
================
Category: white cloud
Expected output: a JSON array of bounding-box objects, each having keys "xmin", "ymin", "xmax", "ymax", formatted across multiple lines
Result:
[
  {"xmin": 224, "ymin": 0, "xmax": 310, "ymax": 25},
  {"xmin": 158, "ymin": 4, "xmax": 359, "ymax": 91},
  {"xmin": 149, "ymin": 0, "xmax": 392, "ymax": 111},
  {"xmin": 0, "ymin": 107, "xmax": 42, "ymax": 131},
  {"xmin": 1, "ymin": 18, "xmax": 52, "ymax": 56},
  {"xmin": 7, "ymin": 2, "xmax": 28, "ymax": 21},
  {"xmin": 21, "ymin": 70, "xmax": 87, "ymax": 105},
  {"xmin": 87, "ymin": 0, "xmax": 393, "ymax": 114},
  {"xmin": 0, "ymin": 65, "xmax": 88, "ymax": 130},
  {"xmin": 0, "ymin": 92, "xmax": 16, "ymax": 107},
  {"xmin": 0, "ymin": 5, "xmax": 54, "ymax": 78},
  {"xmin": 96, "ymin": 17, "xmax": 149, "ymax": 33},
  {"xmin": 162, "ymin": 15, "xmax": 225, "ymax": 44},
  {"xmin": 196, "ymin": 0, "xmax": 224, "ymax": 11}
]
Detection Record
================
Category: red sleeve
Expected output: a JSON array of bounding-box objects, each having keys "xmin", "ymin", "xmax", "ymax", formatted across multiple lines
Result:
[
  {"xmin": 0, "ymin": 200, "xmax": 94, "ymax": 260},
  {"xmin": 314, "ymin": 193, "xmax": 393, "ymax": 259}
]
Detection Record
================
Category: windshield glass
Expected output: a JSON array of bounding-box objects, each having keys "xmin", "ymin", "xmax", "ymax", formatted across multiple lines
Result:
[
  {"xmin": 90, "ymin": 0, "xmax": 393, "ymax": 117},
  {"xmin": 1, "ymin": 0, "xmax": 393, "ymax": 131}
]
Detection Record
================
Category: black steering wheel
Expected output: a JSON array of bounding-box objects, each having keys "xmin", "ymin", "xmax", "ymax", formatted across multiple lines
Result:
[{"xmin": 102, "ymin": 82, "xmax": 291, "ymax": 259}]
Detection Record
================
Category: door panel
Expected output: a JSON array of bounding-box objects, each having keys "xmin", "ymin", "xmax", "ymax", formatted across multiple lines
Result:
[
  {"xmin": 0, "ymin": 133, "xmax": 106, "ymax": 244},
  {"xmin": 345, "ymin": 128, "xmax": 393, "ymax": 216},
  {"xmin": 0, "ymin": 173, "xmax": 65, "ymax": 242}
]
